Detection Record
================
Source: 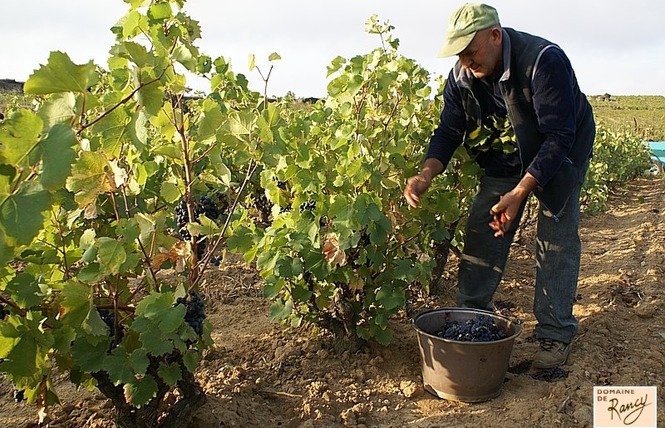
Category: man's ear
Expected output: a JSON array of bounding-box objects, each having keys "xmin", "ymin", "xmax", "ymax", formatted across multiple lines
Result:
[{"xmin": 489, "ymin": 27, "xmax": 502, "ymax": 45}]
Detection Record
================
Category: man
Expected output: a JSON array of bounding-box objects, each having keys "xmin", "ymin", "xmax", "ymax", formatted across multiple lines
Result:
[{"xmin": 404, "ymin": 3, "xmax": 595, "ymax": 368}]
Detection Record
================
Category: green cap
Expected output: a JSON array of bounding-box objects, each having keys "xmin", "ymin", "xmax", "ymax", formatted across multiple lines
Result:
[{"xmin": 438, "ymin": 3, "xmax": 500, "ymax": 57}]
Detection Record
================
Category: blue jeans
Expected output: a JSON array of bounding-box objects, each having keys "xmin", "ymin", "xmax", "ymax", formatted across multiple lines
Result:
[{"xmin": 456, "ymin": 174, "xmax": 583, "ymax": 344}]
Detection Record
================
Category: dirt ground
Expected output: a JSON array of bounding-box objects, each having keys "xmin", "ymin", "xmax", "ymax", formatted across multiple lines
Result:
[{"xmin": 1, "ymin": 174, "xmax": 664, "ymax": 428}]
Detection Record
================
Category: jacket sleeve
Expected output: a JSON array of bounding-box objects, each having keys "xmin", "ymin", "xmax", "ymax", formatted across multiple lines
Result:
[
  {"xmin": 425, "ymin": 69, "xmax": 467, "ymax": 168},
  {"xmin": 526, "ymin": 47, "xmax": 578, "ymax": 186}
]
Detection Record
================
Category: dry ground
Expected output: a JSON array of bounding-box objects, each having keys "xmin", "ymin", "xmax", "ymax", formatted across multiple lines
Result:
[{"xmin": 2, "ymin": 175, "xmax": 664, "ymax": 428}]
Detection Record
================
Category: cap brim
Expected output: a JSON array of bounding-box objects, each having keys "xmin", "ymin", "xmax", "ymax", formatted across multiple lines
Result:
[{"xmin": 437, "ymin": 32, "xmax": 476, "ymax": 58}]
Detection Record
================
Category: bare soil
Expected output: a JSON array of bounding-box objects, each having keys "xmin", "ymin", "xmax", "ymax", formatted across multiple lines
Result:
[{"xmin": 2, "ymin": 175, "xmax": 664, "ymax": 428}]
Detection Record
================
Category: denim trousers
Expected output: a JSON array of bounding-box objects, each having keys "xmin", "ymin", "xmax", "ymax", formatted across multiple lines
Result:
[{"xmin": 456, "ymin": 174, "xmax": 583, "ymax": 344}]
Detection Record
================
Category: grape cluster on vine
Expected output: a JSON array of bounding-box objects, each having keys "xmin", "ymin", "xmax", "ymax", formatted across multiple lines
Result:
[
  {"xmin": 175, "ymin": 291, "xmax": 206, "ymax": 336},
  {"xmin": 99, "ymin": 310, "xmax": 125, "ymax": 343},
  {"xmin": 436, "ymin": 315, "xmax": 507, "ymax": 342},
  {"xmin": 176, "ymin": 195, "xmax": 224, "ymax": 261},
  {"xmin": 299, "ymin": 200, "xmax": 316, "ymax": 212},
  {"xmin": 175, "ymin": 200, "xmax": 193, "ymax": 241},
  {"xmin": 197, "ymin": 195, "xmax": 221, "ymax": 220},
  {"xmin": 176, "ymin": 195, "xmax": 223, "ymax": 240}
]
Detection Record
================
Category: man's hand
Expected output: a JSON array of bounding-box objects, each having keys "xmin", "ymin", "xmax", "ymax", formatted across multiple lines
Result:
[
  {"xmin": 489, "ymin": 195, "xmax": 519, "ymax": 237},
  {"xmin": 403, "ymin": 158, "xmax": 445, "ymax": 208},
  {"xmin": 489, "ymin": 172, "xmax": 538, "ymax": 237},
  {"xmin": 404, "ymin": 174, "xmax": 432, "ymax": 208}
]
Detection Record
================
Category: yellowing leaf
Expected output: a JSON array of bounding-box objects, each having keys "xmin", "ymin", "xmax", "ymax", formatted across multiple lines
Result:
[
  {"xmin": 348, "ymin": 275, "xmax": 365, "ymax": 292},
  {"xmin": 322, "ymin": 233, "xmax": 346, "ymax": 267}
]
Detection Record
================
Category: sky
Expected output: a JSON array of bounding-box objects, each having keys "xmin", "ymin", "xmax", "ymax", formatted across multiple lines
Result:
[{"xmin": 2, "ymin": 0, "xmax": 664, "ymax": 98}]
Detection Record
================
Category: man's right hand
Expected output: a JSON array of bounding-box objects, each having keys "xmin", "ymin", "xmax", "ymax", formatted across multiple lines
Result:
[
  {"xmin": 404, "ymin": 174, "xmax": 432, "ymax": 208},
  {"xmin": 403, "ymin": 158, "xmax": 445, "ymax": 208}
]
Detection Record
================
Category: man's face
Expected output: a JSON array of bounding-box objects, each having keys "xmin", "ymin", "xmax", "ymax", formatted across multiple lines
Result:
[{"xmin": 457, "ymin": 27, "xmax": 503, "ymax": 79}]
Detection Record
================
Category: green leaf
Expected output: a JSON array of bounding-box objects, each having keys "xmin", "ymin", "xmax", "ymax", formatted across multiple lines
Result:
[
  {"xmin": 248, "ymin": 54, "xmax": 256, "ymax": 71},
  {"xmin": 40, "ymin": 124, "xmax": 77, "ymax": 190},
  {"xmin": 173, "ymin": 45, "xmax": 197, "ymax": 70},
  {"xmin": 368, "ymin": 214, "xmax": 391, "ymax": 246},
  {"xmin": 291, "ymin": 283, "xmax": 312, "ymax": 302},
  {"xmin": 59, "ymin": 282, "xmax": 109, "ymax": 336},
  {"xmin": 129, "ymin": 349, "xmax": 150, "ymax": 375},
  {"xmin": 137, "ymin": 80, "xmax": 164, "ymax": 116},
  {"xmin": 208, "ymin": 151, "xmax": 232, "ymax": 186},
  {"xmin": 96, "ymin": 237, "xmax": 127, "ymax": 275},
  {"xmin": 0, "ymin": 316, "xmax": 50, "ymax": 378},
  {"xmin": 129, "ymin": 111, "xmax": 149, "ymax": 150},
  {"xmin": 123, "ymin": 375, "xmax": 158, "ymax": 407},
  {"xmin": 139, "ymin": 324, "xmax": 174, "ymax": 356},
  {"xmin": 65, "ymin": 151, "xmax": 112, "ymax": 207},
  {"xmin": 37, "ymin": 92, "xmax": 77, "ymax": 127},
  {"xmin": 148, "ymin": 2, "xmax": 172, "ymax": 20},
  {"xmin": 24, "ymin": 51, "xmax": 98, "ymax": 95},
  {"xmin": 71, "ymin": 337, "xmax": 110, "ymax": 372},
  {"xmin": 105, "ymin": 348, "xmax": 136, "ymax": 385},
  {"xmin": 370, "ymin": 322, "xmax": 393, "ymax": 345},
  {"xmin": 77, "ymin": 263, "xmax": 102, "ymax": 284},
  {"xmin": 91, "ymin": 108, "xmax": 129, "ymax": 158},
  {"xmin": 189, "ymin": 215, "xmax": 221, "ymax": 237},
  {"xmin": 197, "ymin": 101, "xmax": 223, "ymax": 143},
  {"xmin": 0, "ymin": 229, "xmax": 14, "ymax": 266},
  {"xmin": 182, "ymin": 350, "xmax": 200, "ymax": 373},
  {"xmin": 157, "ymin": 362, "xmax": 182, "ymax": 386},
  {"xmin": 160, "ymin": 182, "xmax": 181, "ymax": 204},
  {"xmin": 135, "ymin": 292, "xmax": 186, "ymax": 334},
  {"xmin": 375, "ymin": 283, "xmax": 406, "ymax": 310},
  {"xmin": 0, "ymin": 182, "xmax": 50, "ymax": 245},
  {"xmin": 0, "ymin": 110, "xmax": 43, "ymax": 167},
  {"xmin": 268, "ymin": 52, "xmax": 282, "ymax": 61},
  {"xmin": 326, "ymin": 56, "xmax": 347, "ymax": 77},
  {"xmin": 5, "ymin": 272, "xmax": 44, "ymax": 308},
  {"xmin": 269, "ymin": 299, "xmax": 293, "ymax": 321}
]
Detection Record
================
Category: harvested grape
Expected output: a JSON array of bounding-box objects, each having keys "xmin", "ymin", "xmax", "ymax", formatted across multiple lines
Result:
[{"xmin": 436, "ymin": 314, "xmax": 507, "ymax": 342}]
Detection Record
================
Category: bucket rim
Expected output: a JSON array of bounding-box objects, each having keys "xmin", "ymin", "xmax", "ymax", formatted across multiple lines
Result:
[{"xmin": 412, "ymin": 307, "xmax": 522, "ymax": 345}]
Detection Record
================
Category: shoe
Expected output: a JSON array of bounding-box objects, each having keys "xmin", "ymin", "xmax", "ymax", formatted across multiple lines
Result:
[{"xmin": 533, "ymin": 339, "xmax": 571, "ymax": 369}]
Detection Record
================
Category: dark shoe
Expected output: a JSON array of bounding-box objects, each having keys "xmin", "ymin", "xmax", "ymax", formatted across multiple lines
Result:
[{"xmin": 533, "ymin": 339, "xmax": 571, "ymax": 369}]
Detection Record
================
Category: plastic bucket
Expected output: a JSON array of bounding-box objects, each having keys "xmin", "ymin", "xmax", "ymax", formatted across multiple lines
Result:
[{"xmin": 413, "ymin": 307, "xmax": 521, "ymax": 402}]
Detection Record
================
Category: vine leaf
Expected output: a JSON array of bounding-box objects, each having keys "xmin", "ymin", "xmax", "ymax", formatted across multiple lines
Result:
[
  {"xmin": 5, "ymin": 272, "xmax": 43, "ymax": 309},
  {"xmin": 0, "ymin": 316, "xmax": 46, "ymax": 377},
  {"xmin": 0, "ymin": 182, "xmax": 50, "ymax": 245},
  {"xmin": 322, "ymin": 233, "xmax": 346, "ymax": 267},
  {"xmin": 106, "ymin": 348, "xmax": 136, "ymax": 385},
  {"xmin": 24, "ymin": 51, "xmax": 98, "ymax": 95},
  {"xmin": 158, "ymin": 362, "xmax": 182, "ymax": 387},
  {"xmin": 71, "ymin": 338, "xmax": 110, "ymax": 373},
  {"xmin": 59, "ymin": 283, "xmax": 108, "ymax": 337},
  {"xmin": 135, "ymin": 293, "xmax": 186, "ymax": 334},
  {"xmin": 65, "ymin": 151, "xmax": 114, "ymax": 208},
  {"xmin": 123, "ymin": 374, "xmax": 158, "ymax": 407},
  {"xmin": 40, "ymin": 124, "xmax": 77, "ymax": 190},
  {"xmin": 0, "ymin": 109, "xmax": 43, "ymax": 167},
  {"xmin": 97, "ymin": 238, "xmax": 128, "ymax": 276}
]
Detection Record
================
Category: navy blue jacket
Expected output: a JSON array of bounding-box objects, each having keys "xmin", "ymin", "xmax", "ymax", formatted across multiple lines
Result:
[{"xmin": 426, "ymin": 28, "xmax": 595, "ymax": 215}]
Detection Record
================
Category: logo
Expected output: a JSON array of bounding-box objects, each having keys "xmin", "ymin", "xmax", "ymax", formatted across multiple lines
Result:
[{"xmin": 593, "ymin": 386, "xmax": 657, "ymax": 427}]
